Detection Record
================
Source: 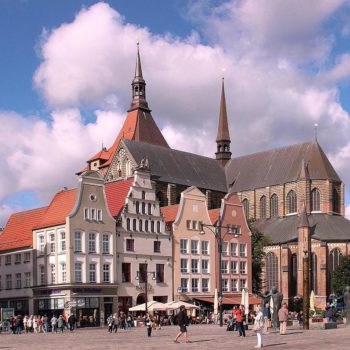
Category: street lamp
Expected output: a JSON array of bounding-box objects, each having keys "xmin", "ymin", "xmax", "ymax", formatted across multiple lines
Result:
[
  {"xmin": 135, "ymin": 261, "xmax": 156, "ymax": 314},
  {"xmin": 303, "ymin": 250, "xmax": 310, "ymax": 330},
  {"xmin": 199, "ymin": 218, "xmax": 241, "ymax": 327}
]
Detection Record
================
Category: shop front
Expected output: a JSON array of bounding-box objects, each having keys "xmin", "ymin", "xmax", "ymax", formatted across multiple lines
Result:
[{"xmin": 0, "ymin": 298, "xmax": 30, "ymax": 316}]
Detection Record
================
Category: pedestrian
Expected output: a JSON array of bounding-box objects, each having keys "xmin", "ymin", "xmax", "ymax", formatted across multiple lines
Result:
[
  {"xmin": 325, "ymin": 303, "xmax": 334, "ymax": 322},
  {"xmin": 174, "ymin": 305, "xmax": 190, "ymax": 343},
  {"xmin": 253, "ymin": 305, "xmax": 265, "ymax": 348},
  {"xmin": 33, "ymin": 316, "xmax": 39, "ymax": 333},
  {"xmin": 38, "ymin": 316, "xmax": 43, "ymax": 333},
  {"xmin": 278, "ymin": 303, "xmax": 289, "ymax": 335},
  {"xmin": 262, "ymin": 303, "xmax": 271, "ymax": 334},
  {"xmin": 145, "ymin": 313, "xmax": 152, "ymax": 337},
  {"xmin": 23, "ymin": 315, "xmax": 28, "ymax": 333},
  {"xmin": 51, "ymin": 315, "xmax": 58, "ymax": 333},
  {"xmin": 57, "ymin": 315, "xmax": 64, "ymax": 333},
  {"xmin": 43, "ymin": 315, "xmax": 48, "ymax": 333},
  {"xmin": 113, "ymin": 313, "xmax": 119, "ymax": 333},
  {"xmin": 27, "ymin": 316, "xmax": 33, "ymax": 333},
  {"xmin": 297, "ymin": 311, "xmax": 303, "ymax": 327},
  {"xmin": 15, "ymin": 315, "xmax": 22, "ymax": 334},
  {"xmin": 68, "ymin": 314, "xmax": 76, "ymax": 332},
  {"xmin": 234, "ymin": 305, "xmax": 246, "ymax": 337},
  {"xmin": 107, "ymin": 315, "xmax": 114, "ymax": 333}
]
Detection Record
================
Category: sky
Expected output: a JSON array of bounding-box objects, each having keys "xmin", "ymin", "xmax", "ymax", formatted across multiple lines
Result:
[{"xmin": 1, "ymin": 0, "xmax": 350, "ymax": 226}]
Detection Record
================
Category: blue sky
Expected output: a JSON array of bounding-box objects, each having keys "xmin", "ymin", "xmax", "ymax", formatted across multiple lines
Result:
[{"xmin": 1, "ymin": 0, "xmax": 350, "ymax": 225}]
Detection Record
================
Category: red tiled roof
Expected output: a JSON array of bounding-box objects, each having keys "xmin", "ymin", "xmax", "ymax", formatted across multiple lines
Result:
[
  {"xmin": 0, "ymin": 207, "xmax": 48, "ymax": 252},
  {"xmin": 161, "ymin": 204, "xmax": 179, "ymax": 223},
  {"xmin": 88, "ymin": 149, "xmax": 111, "ymax": 162},
  {"xmin": 105, "ymin": 178, "xmax": 134, "ymax": 217},
  {"xmin": 208, "ymin": 208, "xmax": 221, "ymax": 224},
  {"xmin": 35, "ymin": 188, "xmax": 77, "ymax": 229}
]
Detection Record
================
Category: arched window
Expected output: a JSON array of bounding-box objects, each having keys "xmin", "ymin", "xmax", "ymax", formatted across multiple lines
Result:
[
  {"xmin": 126, "ymin": 218, "xmax": 130, "ymax": 231},
  {"xmin": 290, "ymin": 254, "xmax": 297, "ymax": 297},
  {"xmin": 311, "ymin": 253, "xmax": 317, "ymax": 294},
  {"xmin": 270, "ymin": 194, "xmax": 279, "ymax": 217},
  {"xmin": 333, "ymin": 188, "xmax": 340, "ymax": 214},
  {"xmin": 142, "ymin": 202, "xmax": 146, "ymax": 214},
  {"xmin": 136, "ymin": 201, "xmax": 139, "ymax": 214},
  {"xmin": 148, "ymin": 203, "xmax": 152, "ymax": 215},
  {"xmin": 133, "ymin": 219, "xmax": 137, "ymax": 231},
  {"xmin": 151, "ymin": 221, "xmax": 155, "ymax": 233},
  {"xmin": 145, "ymin": 220, "xmax": 149, "ymax": 232},
  {"xmin": 311, "ymin": 188, "xmax": 320, "ymax": 212},
  {"xmin": 286, "ymin": 190, "xmax": 297, "ymax": 214},
  {"xmin": 328, "ymin": 248, "xmax": 342, "ymax": 293},
  {"xmin": 242, "ymin": 199, "xmax": 249, "ymax": 219},
  {"xmin": 266, "ymin": 252, "xmax": 279, "ymax": 292},
  {"xmin": 142, "ymin": 191, "xmax": 146, "ymax": 200},
  {"xmin": 139, "ymin": 220, "xmax": 143, "ymax": 232},
  {"xmin": 260, "ymin": 196, "xmax": 266, "ymax": 219},
  {"xmin": 157, "ymin": 221, "xmax": 161, "ymax": 233}
]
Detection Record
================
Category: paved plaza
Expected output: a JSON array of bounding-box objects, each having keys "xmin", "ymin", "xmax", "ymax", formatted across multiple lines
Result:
[{"xmin": 0, "ymin": 324, "xmax": 349, "ymax": 350}]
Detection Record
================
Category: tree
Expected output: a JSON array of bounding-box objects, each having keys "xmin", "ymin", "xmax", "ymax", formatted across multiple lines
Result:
[
  {"xmin": 248, "ymin": 218, "xmax": 271, "ymax": 294},
  {"xmin": 332, "ymin": 255, "xmax": 350, "ymax": 294}
]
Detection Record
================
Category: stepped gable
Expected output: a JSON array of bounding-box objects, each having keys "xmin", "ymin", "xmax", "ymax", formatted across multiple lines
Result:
[
  {"xmin": 34, "ymin": 188, "xmax": 77, "ymax": 229},
  {"xmin": 124, "ymin": 139, "xmax": 227, "ymax": 193},
  {"xmin": 225, "ymin": 141, "xmax": 341, "ymax": 192},
  {"xmin": 0, "ymin": 206, "xmax": 47, "ymax": 251},
  {"xmin": 254, "ymin": 213, "xmax": 350, "ymax": 244},
  {"xmin": 105, "ymin": 178, "xmax": 134, "ymax": 217}
]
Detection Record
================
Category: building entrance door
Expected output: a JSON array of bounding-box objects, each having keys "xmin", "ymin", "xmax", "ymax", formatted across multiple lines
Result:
[{"xmin": 104, "ymin": 303, "xmax": 113, "ymax": 324}]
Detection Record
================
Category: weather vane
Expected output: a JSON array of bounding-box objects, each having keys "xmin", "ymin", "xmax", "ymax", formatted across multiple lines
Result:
[{"xmin": 221, "ymin": 67, "xmax": 226, "ymax": 80}]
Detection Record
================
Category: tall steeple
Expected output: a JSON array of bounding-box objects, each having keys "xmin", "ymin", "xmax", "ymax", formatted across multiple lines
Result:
[
  {"xmin": 129, "ymin": 43, "xmax": 150, "ymax": 112},
  {"xmin": 215, "ymin": 78, "xmax": 231, "ymax": 166}
]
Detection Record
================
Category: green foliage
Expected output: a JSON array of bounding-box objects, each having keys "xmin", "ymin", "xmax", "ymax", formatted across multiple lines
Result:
[
  {"xmin": 248, "ymin": 219, "xmax": 271, "ymax": 294},
  {"xmin": 332, "ymin": 255, "xmax": 350, "ymax": 294},
  {"xmin": 288, "ymin": 296, "xmax": 303, "ymax": 312}
]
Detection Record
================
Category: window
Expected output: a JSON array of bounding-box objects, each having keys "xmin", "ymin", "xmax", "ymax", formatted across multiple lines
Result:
[
  {"xmin": 290, "ymin": 254, "xmax": 298, "ymax": 297},
  {"xmin": 24, "ymin": 272, "xmax": 30, "ymax": 288},
  {"xmin": 126, "ymin": 218, "xmax": 130, "ymax": 231},
  {"xmin": 142, "ymin": 191, "xmax": 146, "ymax": 200},
  {"xmin": 139, "ymin": 263, "xmax": 147, "ymax": 284},
  {"xmin": 329, "ymin": 248, "xmax": 342, "ymax": 293},
  {"xmin": 270, "ymin": 194, "xmax": 279, "ymax": 217},
  {"xmin": 231, "ymin": 279, "xmax": 238, "ymax": 292},
  {"xmin": 266, "ymin": 252, "xmax": 278, "ymax": 291},
  {"xmin": 61, "ymin": 263, "xmax": 66, "ymax": 283},
  {"xmin": 202, "ymin": 278, "xmax": 209, "ymax": 292},
  {"xmin": 16, "ymin": 273, "xmax": 21, "ymax": 289},
  {"xmin": 6, "ymin": 274, "xmax": 12, "ymax": 289},
  {"xmin": 260, "ymin": 196, "xmax": 266, "ymax": 218},
  {"xmin": 145, "ymin": 220, "xmax": 149, "ymax": 232},
  {"xmin": 157, "ymin": 221, "xmax": 161, "ymax": 233},
  {"xmin": 186, "ymin": 220, "xmax": 191, "ymax": 229},
  {"xmin": 39, "ymin": 265, "xmax": 45, "ymax": 285},
  {"xmin": 286, "ymin": 190, "xmax": 297, "ymax": 214},
  {"xmin": 230, "ymin": 243, "xmax": 237, "ymax": 256},
  {"xmin": 89, "ymin": 264, "xmax": 96, "ymax": 283},
  {"xmin": 311, "ymin": 188, "xmax": 321, "ymax": 212},
  {"xmin": 156, "ymin": 264, "xmax": 164, "ymax": 283},
  {"xmin": 242, "ymin": 199, "xmax": 249, "ymax": 218},
  {"xmin": 191, "ymin": 240, "xmax": 199, "ymax": 254},
  {"xmin": 103, "ymin": 264, "xmax": 110, "ymax": 283},
  {"xmin": 139, "ymin": 219, "xmax": 143, "ymax": 232},
  {"xmin": 126, "ymin": 239, "xmax": 134, "ymax": 252},
  {"xmin": 180, "ymin": 259, "xmax": 188, "ymax": 273},
  {"xmin": 311, "ymin": 253, "xmax": 317, "ymax": 294},
  {"xmin": 191, "ymin": 278, "xmax": 199, "ymax": 292},
  {"xmin": 50, "ymin": 264, "xmax": 56, "ymax": 284},
  {"xmin": 24, "ymin": 252, "xmax": 30, "ymax": 263},
  {"xmin": 201, "ymin": 241, "xmax": 209, "ymax": 255},
  {"xmin": 142, "ymin": 202, "xmax": 146, "ymax": 214},
  {"xmin": 14, "ymin": 253, "xmax": 21, "ymax": 264},
  {"xmin": 75, "ymin": 262, "xmax": 82, "ymax": 282},
  {"xmin": 202, "ymin": 259, "xmax": 209, "ymax": 273},
  {"xmin": 91, "ymin": 208, "xmax": 96, "ymax": 220},
  {"xmin": 133, "ymin": 219, "xmax": 137, "ymax": 231},
  {"xmin": 49, "ymin": 233, "xmax": 55, "ymax": 254},
  {"xmin": 151, "ymin": 221, "xmax": 155, "ymax": 232},
  {"xmin": 231, "ymin": 261, "xmax": 238, "ymax": 274},
  {"xmin": 75, "ymin": 232, "xmax": 82, "ymax": 252},
  {"xmin": 221, "ymin": 242, "xmax": 228, "ymax": 256},
  {"xmin": 5, "ymin": 255, "xmax": 11, "ymax": 265},
  {"xmin": 154, "ymin": 241, "xmax": 161, "ymax": 253},
  {"xmin": 191, "ymin": 259, "xmax": 199, "ymax": 273},
  {"xmin": 192, "ymin": 221, "xmax": 197, "ymax": 230},
  {"xmin": 122, "ymin": 263, "xmax": 131, "ymax": 283},
  {"xmin": 221, "ymin": 260, "xmax": 228, "ymax": 274},
  {"xmin": 333, "ymin": 188, "xmax": 340, "ymax": 213},
  {"xmin": 181, "ymin": 278, "xmax": 188, "ymax": 292},
  {"xmin": 102, "ymin": 234, "xmax": 110, "ymax": 254},
  {"xmin": 240, "ymin": 261, "xmax": 247, "ymax": 274},
  {"xmin": 239, "ymin": 244, "xmax": 247, "ymax": 257},
  {"xmin": 222, "ymin": 279, "xmax": 228, "ymax": 292},
  {"xmin": 60, "ymin": 231, "xmax": 66, "ymax": 252},
  {"xmin": 88, "ymin": 233, "xmax": 96, "ymax": 253},
  {"xmin": 240, "ymin": 279, "xmax": 247, "ymax": 291},
  {"xmin": 39, "ymin": 235, "xmax": 45, "ymax": 254},
  {"xmin": 180, "ymin": 239, "xmax": 188, "ymax": 254},
  {"xmin": 84, "ymin": 208, "xmax": 90, "ymax": 220},
  {"xmin": 136, "ymin": 201, "xmax": 140, "ymax": 214},
  {"xmin": 97, "ymin": 209, "xmax": 102, "ymax": 221},
  {"xmin": 148, "ymin": 203, "xmax": 152, "ymax": 215}
]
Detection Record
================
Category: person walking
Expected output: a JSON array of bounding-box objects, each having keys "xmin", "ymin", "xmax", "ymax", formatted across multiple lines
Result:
[
  {"xmin": 57, "ymin": 315, "xmax": 64, "ymax": 333},
  {"xmin": 234, "ymin": 305, "xmax": 246, "ymax": 337},
  {"xmin": 262, "ymin": 303, "xmax": 270, "ymax": 334},
  {"xmin": 23, "ymin": 315, "xmax": 28, "ymax": 334},
  {"xmin": 107, "ymin": 315, "xmax": 114, "ymax": 333},
  {"xmin": 43, "ymin": 315, "xmax": 48, "ymax": 333},
  {"xmin": 278, "ymin": 303, "xmax": 289, "ymax": 335},
  {"xmin": 51, "ymin": 315, "xmax": 58, "ymax": 333},
  {"xmin": 27, "ymin": 316, "xmax": 33, "ymax": 333},
  {"xmin": 113, "ymin": 313, "xmax": 119, "ymax": 333},
  {"xmin": 68, "ymin": 314, "xmax": 76, "ymax": 332},
  {"xmin": 174, "ymin": 305, "xmax": 190, "ymax": 343},
  {"xmin": 38, "ymin": 316, "xmax": 43, "ymax": 333},
  {"xmin": 253, "ymin": 305, "xmax": 265, "ymax": 348},
  {"xmin": 145, "ymin": 313, "xmax": 152, "ymax": 337}
]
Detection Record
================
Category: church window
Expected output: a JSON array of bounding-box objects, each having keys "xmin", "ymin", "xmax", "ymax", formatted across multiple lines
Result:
[
  {"xmin": 286, "ymin": 190, "xmax": 297, "ymax": 214},
  {"xmin": 290, "ymin": 254, "xmax": 297, "ymax": 297},
  {"xmin": 328, "ymin": 248, "xmax": 342, "ymax": 293},
  {"xmin": 332, "ymin": 188, "xmax": 340, "ymax": 214},
  {"xmin": 260, "ymin": 196, "xmax": 266, "ymax": 219},
  {"xmin": 266, "ymin": 252, "xmax": 278, "ymax": 291},
  {"xmin": 125, "ymin": 159, "xmax": 132, "ymax": 176},
  {"xmin": 311, "ymin": 253, "xmax": 317, "ymax": 294},
  {"xmin": 270, "ymin": 194, "xmax": 278, "ymax": 217},
  {"xmin": 311, "ymin": 188, "xmax": 321, "ymax": 212},
  {"xmin": 242, "ymin": 199, "xmax": 249, "ymax": 218}
]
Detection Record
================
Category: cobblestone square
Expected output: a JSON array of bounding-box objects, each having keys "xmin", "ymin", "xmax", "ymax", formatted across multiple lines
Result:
[{"xmin": 0, "ymin": 324, "xmax": 349, "ymax": 350}]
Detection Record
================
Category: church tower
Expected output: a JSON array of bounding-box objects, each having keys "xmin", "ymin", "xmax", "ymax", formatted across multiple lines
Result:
[{"xmin": 215, "ymin": 78, "xmax": 231, "ymax": 166}]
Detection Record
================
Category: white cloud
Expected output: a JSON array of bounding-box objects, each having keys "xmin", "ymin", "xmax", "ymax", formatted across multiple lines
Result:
[{"xmin": 346, "ymin": 204, "xmax": 350, "ymax": 219}]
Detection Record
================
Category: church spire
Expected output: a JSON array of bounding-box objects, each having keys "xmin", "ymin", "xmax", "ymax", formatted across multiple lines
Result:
[
  {"xmin": 129, "ymin": 43, "xmax": 150, "ymax": 112},
  {"xmin": 215, "ymin": 78, "xmax": 231, "ymax": 166}
]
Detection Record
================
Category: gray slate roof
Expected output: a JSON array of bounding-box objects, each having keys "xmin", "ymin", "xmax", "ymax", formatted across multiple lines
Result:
[
  {"xmin": 124, "ymin": 139, "xmax": 227, "ymax": 192},
  {"xmin": 225, "ymin": 141, "xmax": 341, "ymax": 192},
  {"xmin": 254, "ymin": 214, "xmax": 350, "ymax": 244}
]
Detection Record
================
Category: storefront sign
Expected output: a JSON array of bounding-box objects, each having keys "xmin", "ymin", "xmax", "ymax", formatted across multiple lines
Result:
[
  {"xmin": 1, "ymin": 308, "xmax": 14, "ymax": 321},
  {"xmin": 65, "ymin": 299, "xmax": 86, "ymax": 309},
  {"xmin": 135, "ymin": 284, "xmax": 153, "ymax": 292},
  {"xmin": 72, "ymin": 288, "xmax": 102, "ymax": 294}
]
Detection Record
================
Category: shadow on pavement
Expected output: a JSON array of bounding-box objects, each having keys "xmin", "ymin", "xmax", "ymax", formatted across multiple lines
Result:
[
  {"xmin": 263, "ymin": 343, "xmax": 287, "ymax": 347},
  {"xmin": 187, "ymin": 339, "xmax": 216, "ymax": 343}
]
